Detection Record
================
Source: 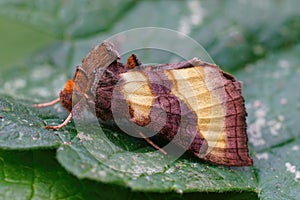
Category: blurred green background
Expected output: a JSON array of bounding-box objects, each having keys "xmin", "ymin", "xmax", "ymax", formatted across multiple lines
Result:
[
  {"xmin": 0, "ymin": 17, "xmax": 54, "ymax": 67},
  {"xmin": 0, "ymin": 0, "xmax": 300, "ymax": 199}
]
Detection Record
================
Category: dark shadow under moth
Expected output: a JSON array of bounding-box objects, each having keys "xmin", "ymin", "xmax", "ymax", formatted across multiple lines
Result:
[{"xmin": 33, "ymin": 42, "xmax": 253, "ymax": 166}]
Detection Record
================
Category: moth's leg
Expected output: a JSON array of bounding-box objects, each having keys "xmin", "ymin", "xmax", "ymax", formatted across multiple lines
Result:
[
  {"xmin": 45, "ymin": 113, "xmax": 73, "ymax": 130},
  {"xmin": 32, "ymin": 98, "xmax": 60, "ymax": 108},
  {"xmin": 45, "ymin": 97, "xmax": 89, "ymax": 130},
  {"xmin": 137, "ymin": 131, "xmax": 167, "ymax": 155}
]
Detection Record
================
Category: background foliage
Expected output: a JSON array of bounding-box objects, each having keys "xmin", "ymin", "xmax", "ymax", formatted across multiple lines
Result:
[{"xmin": 0, "ymin": 0, "xmax": 300, "ymax": 199}]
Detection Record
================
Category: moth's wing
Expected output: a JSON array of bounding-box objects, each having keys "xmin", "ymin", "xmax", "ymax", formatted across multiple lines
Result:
[
  {"xmin": 204, "ymin": 67, "xmax": 253, "ymax": 166},
  {"xmin": 115, "ymin": 70, "xmax": 154, "ymax": 126},
  {"xmin": 116, "ymin": 61, "xmax": 252, "ymax": 166},
  {"xmin": 73, "ymin": 42, "xmax": 120, "ymax": 98},
  {"xmin": 163, "ymin": 63, "xmax": 252, "ymax": 166},
  {"xmin": 148, "ymin": 57, "xmax": 205, "ymax": 70}
]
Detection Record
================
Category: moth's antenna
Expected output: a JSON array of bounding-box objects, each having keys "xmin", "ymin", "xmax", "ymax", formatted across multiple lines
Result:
[{"xmin": 32, "ymin": 98, "xmax": 60, "ymax": 108}]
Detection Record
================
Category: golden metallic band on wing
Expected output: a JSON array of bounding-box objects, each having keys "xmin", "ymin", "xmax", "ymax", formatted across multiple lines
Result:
[
  {"xmin": 163, "ymin": 66, "xmax": 226, "ymax": 154},
  {"xmin": 120, "ymin": 71, "xmax": 154, "ymax": 126}
]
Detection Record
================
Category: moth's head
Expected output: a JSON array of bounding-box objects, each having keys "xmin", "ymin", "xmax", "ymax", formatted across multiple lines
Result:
[{"xmin": 59, "ymin": 80, "xmax": 74, "ymax": 112}]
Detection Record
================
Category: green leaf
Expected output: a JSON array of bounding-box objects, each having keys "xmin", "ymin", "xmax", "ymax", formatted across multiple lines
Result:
[
  {"xmin": 56, "ymin": 125, "xmax": 257, "ymax": 193},
  {"xmin": 0, "ymin": 0, "xmax": 136, "ymax": 38},
  {"xmin": 0, "ymin": 0, "xmax": 300, "ymax": 199},
  {"xmin": 191, "ymin": 0, "xmax": 300, "ymax": 70},
  {"xmin": 237, "ymin": 44, "xmax": 300, "ymax": 199},
  {"xmin": 0, "ymin": 151, "xmax": 258, "ymax": 200},
  {"xmin": 0, "ymin": 96, "xmax": 64, "ymax": 149},
  {"xmin": 0, "ymin": 150, "xmax": 114, "ymax": 200}
]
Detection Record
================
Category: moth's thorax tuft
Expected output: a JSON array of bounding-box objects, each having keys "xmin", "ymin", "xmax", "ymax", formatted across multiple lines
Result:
[{"xmin": 60, "ymin": 80, "xmax": 74, "ymax": 112}]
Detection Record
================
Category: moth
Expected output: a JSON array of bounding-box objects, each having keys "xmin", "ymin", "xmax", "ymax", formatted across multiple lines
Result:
[{"xmin": 33, "ymin": 42, "xmax": 253, "ymax": 166}]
